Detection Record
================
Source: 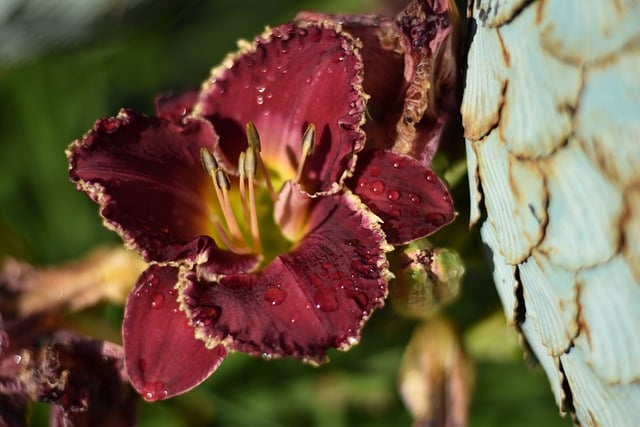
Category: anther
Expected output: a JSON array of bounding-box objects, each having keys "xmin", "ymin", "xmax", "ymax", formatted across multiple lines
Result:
[
  {"xmin": 215, "ymin": 168, "xmax": 231, "ymax": 192},
  {"xmin": 200, "ymin": 147, "xmax": 218, "ymax": 173},
  {"xmin": 295, "ymin": 123, "xmax": 315, "ymax": 182},
  {"xmin": 246, "ymin": 122, "xmax": 262, "ymax": 153}
]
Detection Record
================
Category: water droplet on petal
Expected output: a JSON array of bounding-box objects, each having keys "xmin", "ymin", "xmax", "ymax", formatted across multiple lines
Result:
[
  {"xmin": 425, "ymin": 170, "xmax": 436, "ymax": 182},
  {"xmin": 256, "ymin": 95, "xmax": 264, "ymax": 105},
  {"xmin": 408, "ymin": 192, "xmax": 421, "ymax": 203},
  {"xmin": 257, "ymin": 85, "xmax": 266, "ymax": 93},
  {"xmin": 426, "ymin": 213, "xmax": 447, "ymax": 224},
  {"xmin": 332, "ymin": 52, "xmax": 346, "ymax": 63},
  {"xmin": 142, "ymin": 381, "xmax": 168, "ymax": 402},
  {"xmin": 346, "ymin": 290, "xmax": 369, "ymax": 309},
  {"xmin": 264, "ymin": 287, "xmax": 286, "ymax": 306},
  {"xmin": 392, "ymin": 160, "xmax": 403, "ymax": 168},
  {"xmin": 305, "ymin": 76, "xmax": 312, "ymax": 84},
  {"xmin": 193, "ymin": 305, "xmax": 221, "ymax": 326},
  {"xmin": 148, "ymin": 274, "xmax": 159, "ymax": 286},
  {"xmin": 314, "ymin": 288, "xmax": 339, "ymax": 312},
  {"xmin": 370, "ymin": 181, "xmax": 384, "ymax": 194},
  {"xmin": 358, "ymin": 178, "xmax": 368, "ymax": 188},
  {"xmin": 387, "ymin": 190, "xmax": 400, "ymax": 201},
  {"xmin": 98, "ymin": 117, "xmax": 120, "ymax": 133},
  {"xmin": 150, "ymin": 292, "xmax": 165, "ymax": 309}
]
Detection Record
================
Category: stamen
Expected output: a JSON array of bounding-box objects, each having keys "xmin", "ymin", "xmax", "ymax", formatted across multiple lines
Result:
[
  {"xmin": 213, "ymin": 219, "xmax": 249, "ymax": 254},
  {"xmin": 246, "ymin": 122, "xmax": 276, "ymax": 201},
  {"xmin": 201, "ymin": 148, "xmax": 227, "ymax": 221},
  {"xmin": 295, "ymin": 123, "xmax": 315, "ymax": 182},
  {"xmin": 243, "ymin": 145, "xmax": 262, "ymax": 253},
  {"xmin": 237, "ymin": 151, "xmax": 251, "ymax": 229},
  {"xmin": 200, "ymin": 147, "xmax": 247, "ymax": 250},
  {"xmin": 215, "ymin": 168, "xmax": 245, "ymax": 245}
]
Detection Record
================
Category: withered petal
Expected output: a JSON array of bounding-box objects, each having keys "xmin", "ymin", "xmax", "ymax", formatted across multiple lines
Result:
[
  {"xmin": 348, "ymin": 150, "xmax": 455, "ymax": 244},
  {"xmin": 123, "ymin": 266, "xmax": 226, "ymax": 401},
  {"xmin": 181, "ymin": 190, "xmax": 391, "ymax": 363},
  {"xmin": 195, "ymin": 22, "xmax": 366, "ymax": 194},
  {"xmin": 393, "ymin": 0, "xmax": 459, "ymax": 164},
  {"xmin": 68, "ymin": 109, "xmax": 226, "ymax": 264},
  {"xmin": 298, "ymin": 1, "xmax": 460, "ymax": 165}
]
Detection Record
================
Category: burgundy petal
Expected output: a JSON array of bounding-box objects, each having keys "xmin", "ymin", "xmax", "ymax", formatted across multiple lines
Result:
[
  {"xmin": 196, "ymin": 22, "xmax": 366, "ymax": 194},
  {"xmin": 295, "ymin": 12, "xmax": 406, "ymax": 153},
  {"xmin": 348, "ymin": 150, "xmax": 454, "ymax": 244},
  {"xmin": 155, "ymin": 89, "xmax": 200, "ymax": 123},
  {"xmin": 123, "ymin": 266, "xmax": 226, "ymax": 401},
  {"xmin": 68, "ymin": 109, "xmax": 253, "ymax": 266},
  {"xmin": 181, "ymin": 190, "xmax": 391, "ymax": 363}
]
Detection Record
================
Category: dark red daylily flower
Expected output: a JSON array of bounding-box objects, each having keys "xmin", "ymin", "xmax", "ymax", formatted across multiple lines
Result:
[
  {"xmin": 67, "ymin": 0, "xmax": 457, "ymax": 402},
  {"xmin": 0, "ymin": 253, "xmax": 140, "ymax": 426},
  {"xmin": 0, "ymin": 315, "xmax": 136, "ymax": 427}
]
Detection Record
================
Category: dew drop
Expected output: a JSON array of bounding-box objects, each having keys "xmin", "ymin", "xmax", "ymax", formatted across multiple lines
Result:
[
  {"xmin": 264, "ymin": 287, "xmax": 286, "ymax": 306},
  {"xmin": 425, "ymin": 170, "xmax": 436, "ymax": 182},
  {"xmin": 368, "ymin": 165, "xmax": 381, "ymax": 177},
  {"xmin": 408, "ymin": 192, "xmax": 421, "ymax": 203},
  {"xmin": 346, "ymin": 290, "xmax": 369, "ymax": 309},
  {"xmin": 387, "ymin": 190, "xmax": 400, "ymax": 201},
  {"xmin": 150, "ymin": 292, "xmax": 165, "ymax": 309},
  {"xmin": 332, "ymin": 52, "xmax": 346, "ymax": 63},
  {"xmin": 358, "ymin": 178, "xmax": 368, "ymax": 188},
  {"xmin": 142, "ymin": 381, "xmax": 168, "ymax": 402},
  {"xmin": 193, "ymin": 305, "xmax": 221, "ymax": 326},
  {"xmin": 314, "ymin": 288, "xmax": 339, "ymax": 312},
  {"xmin": 257, "ymin": 86, "xmax": 266, "ymax": 93},
  {"xmin": 256, "ymin": 95, "xmax": 264, "ymax": 105},
  {"xmin": 98, "ymin": 117, "xmax": 120, "ymax": 133},
  {"xmin": 392, "ymin": 160, "xmax": 402, "ymax": 168},
  {"xmin": 305, "ymin": 76, "xmax": 312, "ymax": 84},
  {"xmin": 426, "ymin": 212, "xmax": 447, "ymax": 224},
  {"xmin": 370, "ymin": 180, "xmax": 385, "ymax": 194}
]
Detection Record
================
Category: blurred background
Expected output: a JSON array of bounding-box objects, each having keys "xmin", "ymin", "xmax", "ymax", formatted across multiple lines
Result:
[{"xmin": 0, "ymin": 0, "xmax": 570, "ymax": 425}]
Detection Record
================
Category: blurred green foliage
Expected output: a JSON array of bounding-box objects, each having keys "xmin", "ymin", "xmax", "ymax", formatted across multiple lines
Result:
[{"xmin": 0, "ymin": 0, "xmax": 570, "ymax": 425}]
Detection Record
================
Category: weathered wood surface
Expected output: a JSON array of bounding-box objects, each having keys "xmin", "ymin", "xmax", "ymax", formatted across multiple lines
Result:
[{"xmin": 461, "ymin": 1, "xmax": 640, "ymax": 425}]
